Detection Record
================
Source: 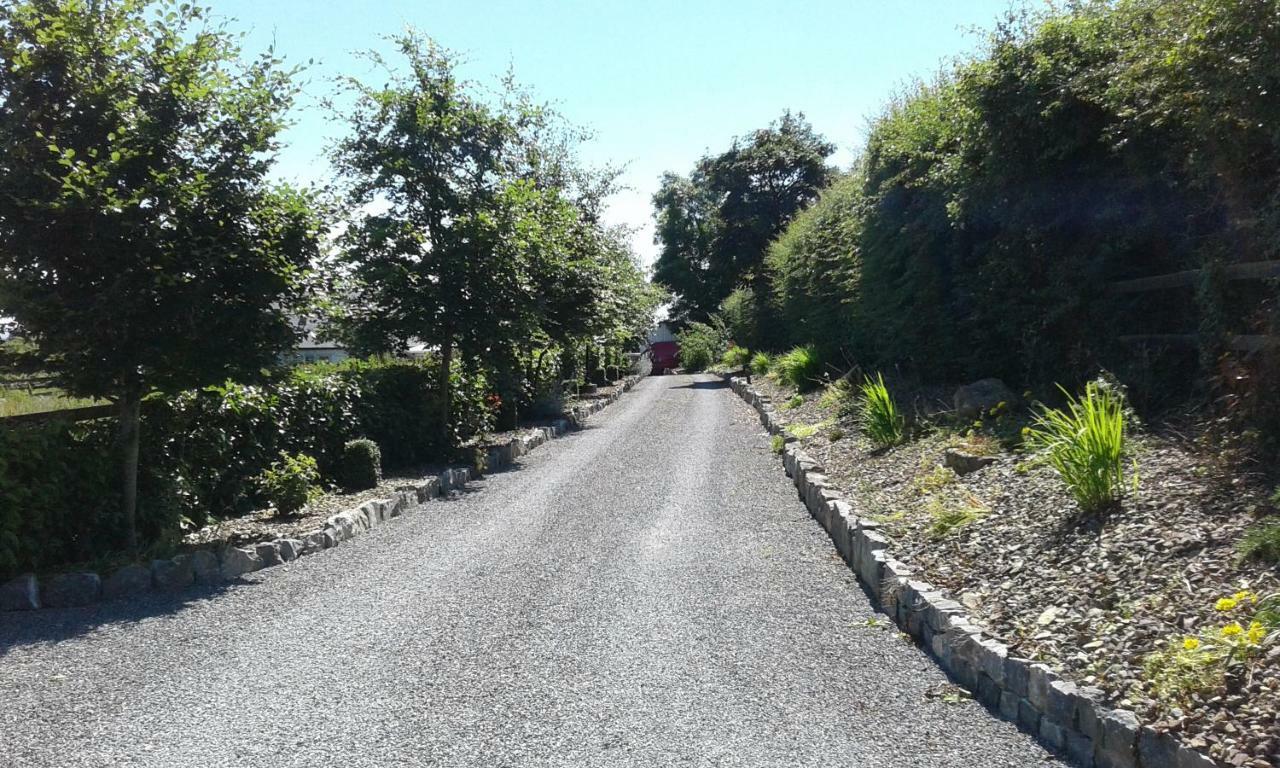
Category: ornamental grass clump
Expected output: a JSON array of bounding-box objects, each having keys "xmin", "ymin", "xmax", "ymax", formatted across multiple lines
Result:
[
  {"xmin": 772, "ymin": 345, "xmax": 822, "ymax": 391},
  {"xmin": 1022, "ymin": 381, "xmax": 1131, "ymax": 513},
  {"xmin": 858, "ymin": 373, "xmax": 904, "ymax": 448},
  {"xmin": 750, "ymin": 352, "xmax": 772, "ymax": 376},
  {"xmin": 720, "ymin": 346, "xmax": 751, "ymax": 369}
]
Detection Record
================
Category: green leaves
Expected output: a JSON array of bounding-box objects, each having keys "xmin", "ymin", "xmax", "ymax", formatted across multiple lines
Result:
[
  {"xmin": 1023, "ymin": 382, "xmax": 1131, "ymax": 514},
  {"xmin": 858, "ymin": 372, "xmax": 904, "ymax": 449}
]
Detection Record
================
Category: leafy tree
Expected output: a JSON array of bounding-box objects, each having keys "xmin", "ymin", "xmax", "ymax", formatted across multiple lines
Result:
[
  {"xmin": 0, "ymin": 0, "xmax": 322, "ymax": 549},
  {"xmin": 652, "ymin": 112, "xmax": 835, "ymax": 335},
  {"xmin": 332, "ymin": 33, "xmax": 662, "ymax": 434}
]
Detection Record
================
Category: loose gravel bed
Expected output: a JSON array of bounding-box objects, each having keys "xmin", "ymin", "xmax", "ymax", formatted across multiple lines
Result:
[{"xmin": 752, "ymin": 375, "xmax": 1280, "ymax": 768}]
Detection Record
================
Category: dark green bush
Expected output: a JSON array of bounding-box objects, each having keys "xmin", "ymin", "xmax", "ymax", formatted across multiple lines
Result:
[
  {"xmin": 0, "ymin": 355, "xmax": 495, "ymax": 580},
  {"xmin": 339, "ymin": 438, "xmax": 382, "ymax": 491},
  {"xmin": 677, "ymin": 320, "xmax": 727, "ymax": 372},
  {"xmin": 773, "ymin": 346, "xmax": 823, "ymax": 391},
  {"xmin": 256, "ymin": 451, "xmax": 321, "ymax": 516},
  {"xmin": 721, "ymin": 346, "xmax": 751, "ymax": 369}
]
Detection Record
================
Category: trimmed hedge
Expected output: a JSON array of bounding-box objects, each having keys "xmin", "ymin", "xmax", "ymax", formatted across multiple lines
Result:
[
  {"xmin": 765, "ymin": 0, "xmax": 1280, "ymax": 416},
  {"xmin": 0, "ymin": 356, "xmax": 492, "ymax": 580}
]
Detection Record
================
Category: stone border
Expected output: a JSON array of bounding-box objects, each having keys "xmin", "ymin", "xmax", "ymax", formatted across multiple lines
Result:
[
  {"xmin": 726, "ymin": 375, "xmax": 1216, "ymax": 768},
  {"xmin": 1, "ymin": 375, "xmax": 642, "ymax": 613}
]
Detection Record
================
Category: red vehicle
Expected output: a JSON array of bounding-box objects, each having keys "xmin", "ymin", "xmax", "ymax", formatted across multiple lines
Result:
[
  {"xmin": 645, "ymin": 322, "xmax": 680, "ymax": 375},
  {"xmin": 648, "ymin": 340, "xmax": 679, "ymax": 375}
]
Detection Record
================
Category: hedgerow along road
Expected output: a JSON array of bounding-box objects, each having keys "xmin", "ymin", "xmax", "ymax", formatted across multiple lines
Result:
[{"xmin": 0, "ymin": 374, "xmax": 1062, "ymax": 767}]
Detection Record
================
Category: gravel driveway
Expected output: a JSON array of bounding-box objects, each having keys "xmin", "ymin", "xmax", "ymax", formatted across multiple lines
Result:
[{"xmin": 0, "ymin": 374, "xmax": 1063, "ymax": 767}]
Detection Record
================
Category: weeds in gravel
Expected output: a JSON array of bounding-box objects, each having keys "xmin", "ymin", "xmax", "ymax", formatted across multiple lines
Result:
[
  {"xmin": 859, "ymin": 373, "xmax": 904, "ymax": 448},
  {"xmin": 773, "ymin": 345, "xmax": 823, "ymax": 391},
  {"xmin": 750, "ymin": 352, "xmax": 772, "ymax": 376},
  {"xmin": 1238, "ymin": 521, "xmax": 1280, "ymax": 564},
  {"xmin": 770, "ymin": 435, "xmax": 786, "ymax": 454},
  {"xmin": 818, "ymin": 378, "xmax": 855, "ymax": 415},
  {"xmin": 1144, "ymin": 592, "xmax": 1272, "ymax": 706},
  {"xmin": 787, "ymin": 420, "xmax": 831, "ymax": 440},
  {"xmin": 915, "ymin": 465, "xmax": 956, "ymax": 495},
  {"xmin": 926, "ymin": 491, "xmax": 988, "ymax": 538},
  {"xmin": 1022, "ymin": 381, "xmax": 1131, "ymax": 513}
]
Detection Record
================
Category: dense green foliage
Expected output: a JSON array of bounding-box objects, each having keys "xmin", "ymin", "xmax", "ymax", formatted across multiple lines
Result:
[
  {"xmin": 257, "ymin": 452, "xmax": 322, "ymax": 517},
  {"xmin": 749, "ymin": 352, "xmax": 773, "ymax": 376},
  {"xmin": 331, "ymin": 34, "xmax": 661, "ymax": 439},
  {"xmin": 0, "ymin": 0, "xmax": 324, "ymax": 547},
  {"xmin": 676, "ymin": 321, "xmax": 728, "ymax": 372},
  {"xmin": 1238, "ymin": 522, "xmax": 1280, "ymax": 565},
  {"xmin": 0, "ymin": 357, "xmax": 493, "ymax": 580},
  {"xmin": 721, "ymin": 346, "xmax": 752, "ymax": 369},
  {"xmin": 1024, "ymin": 382, "xmax": 1131, "ymax": 513},
  {"xmin": 652, "ymin": 113, "xmax": 835, "ymax": 339},
  {"xmin": 858, "ymin": 374, "xmax": 904, "ymax": 448},
  {"xmin": 339, "ymin": 439, "xmax": 383, "ymax": 492},
  {"xmin": 771, "ymin": 346, "xmax": 823, "ymax": 392},
  {"xmin": 659, "ymin": 0, "xmax": 1280, "ymax": 434}
]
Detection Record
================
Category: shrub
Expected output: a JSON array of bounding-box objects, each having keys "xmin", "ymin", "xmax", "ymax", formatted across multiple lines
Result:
[
  {"xmin": 257, "ymin": 451, "xmax": 321, "ymax": 516},
  {"xmin": 859, "ymin": 373, "xmax": 904, "ymax": 447},
  {"xmin": 1238, "ymin": 522, "xmax": 1280, "ymax": 565},
  {"xmin": 1023, "ymin": 381, "xmax": 1131, "ymax": 513},
  {"xmin": 720, "ymin": 346, "xmax": 751, "ymax": 369},
  {"xmin": 677, "ymin": 319, "xmax": 728, "ymax": 372},
  {"xmin": 339, "ymin": 439, "xmax": 382, "ymax": 491},
  {"xmin": 750, "ymin": 352, "xmax": 772, "ymax": 375},
  {"xmin": 773, "ymin": 345, "xmax": 823, "ymax": 391}
]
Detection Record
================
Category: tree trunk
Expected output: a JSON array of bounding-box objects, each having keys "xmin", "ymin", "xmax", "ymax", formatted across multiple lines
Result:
[
  {"xmin": 118, "ymin": 395, "xmax": 142, "ymax": 552},
  {"xmin": 438, "ymin": 336, "xmax": 453, "ymax": 452}
]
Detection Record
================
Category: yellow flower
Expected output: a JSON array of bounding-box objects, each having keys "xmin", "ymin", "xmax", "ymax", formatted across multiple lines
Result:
[
  {"xmin": 1221, "ymin": 622, "xmax": 1244, "ymax": 637},
  {"xmin": 1247, "ymin": 622, "xmax": 1267, "ymax": 645},
  {"xmin": 1215, "ymin": 597, "xmax": 1238, "ymax": 611},
  {"xmin": 1182, "ymin": 637, "xmax": 1201, "ymax": 651},
  {"xmin": 1232, "ymin": 591, "xmax": 1259, "ymax": 604}
]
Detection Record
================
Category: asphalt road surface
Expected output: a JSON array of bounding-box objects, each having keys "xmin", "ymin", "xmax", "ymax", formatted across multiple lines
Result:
[{"xmin": 0, "ymin": 374, "xmax": 1063, "ymax": 767}]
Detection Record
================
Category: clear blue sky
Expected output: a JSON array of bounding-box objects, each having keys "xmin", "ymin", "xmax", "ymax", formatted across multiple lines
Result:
[{"xmin": 212, "ymin": 0, "xmax": 1020, "ymax": 266}]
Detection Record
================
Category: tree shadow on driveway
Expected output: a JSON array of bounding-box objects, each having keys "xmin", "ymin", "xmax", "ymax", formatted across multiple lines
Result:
[
  {"xmin": 0, "ymin": 579, "xmax": 250, "ymax": 654},
  {"xmin": 670, "ymin": 379, "xmax": 729, "ymax": 391}
]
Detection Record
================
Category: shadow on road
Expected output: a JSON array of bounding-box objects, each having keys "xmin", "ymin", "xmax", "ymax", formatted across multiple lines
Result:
[
  {"xmin": 671, "ymin": 379, "xmax": 729, "ymax": 390},
  {"xmin": 0, "ymin": 580, "xmax": 248, "ymax": 654}
]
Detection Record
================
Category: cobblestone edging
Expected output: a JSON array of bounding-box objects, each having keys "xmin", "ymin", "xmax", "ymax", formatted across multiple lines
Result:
[
  {"xmin": 0, "ymin": 376, "xmax": 642, "ymax": 613},
  {"xmin": 727, "ymin": 375, "xmax": 1217, "ymax": 768}
]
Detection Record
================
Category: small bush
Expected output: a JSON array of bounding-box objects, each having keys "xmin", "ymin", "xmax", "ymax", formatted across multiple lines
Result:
[
  {"xmin": 771, "ymin": 435, "xmax": 786, "ymax": 454},
  {"xmin": 1238, "ymin": 521, "xmax": 1280, "ymax": 564},
  {"xmin": 750, "ymin": 352, "xmax": 772, "ymax": 376},
  {"xmin": 859, "ymin": 373, "xmax": 904, "ymax": 447},
  {"xmin": 677, "ymin": 320, "xmax": 728, "ymax": 372},
  {"xmin": 338, "ymin": 438, "xmax": 382, "ymax": 491},
  {"xmin": 257, "ymin": 451, "xmax": 321, "ymax": 516},
  {"xmin": 773, "ymin": 345, "xmax": 823, "ymax": 391},
  {"xmin": 721, "ymin": 346, "xmax": 751, "ymax": 369},
  {"xmin": 1023, "ymin": 382, "xmax": 1131, "ymax": 513},
  {"xmin": 782, "ymin": 394, "xmax": 804, "ymax": 410}
]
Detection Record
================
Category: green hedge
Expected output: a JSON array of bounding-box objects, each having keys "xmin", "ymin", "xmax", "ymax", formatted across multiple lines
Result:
[
  {"xmin": 0, "ymin": 356, "xmax": 493, "ymax": 580},
  {"xmin": 765, "ymin": 0, "xmax": 1280, "ymax": 405}
]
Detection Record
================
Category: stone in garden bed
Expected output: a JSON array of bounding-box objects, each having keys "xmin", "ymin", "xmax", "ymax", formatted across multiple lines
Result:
[
  {"xmin": 103, "ymin": 564, "xmax": 152, "ymax": 600},
  {"xmin": 41, "ymin": 571, "xmax": 101, "ymax": 608},
  {"xmin": 1, "ymin": 573, "xmax": 40, "ymax": 610}
]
